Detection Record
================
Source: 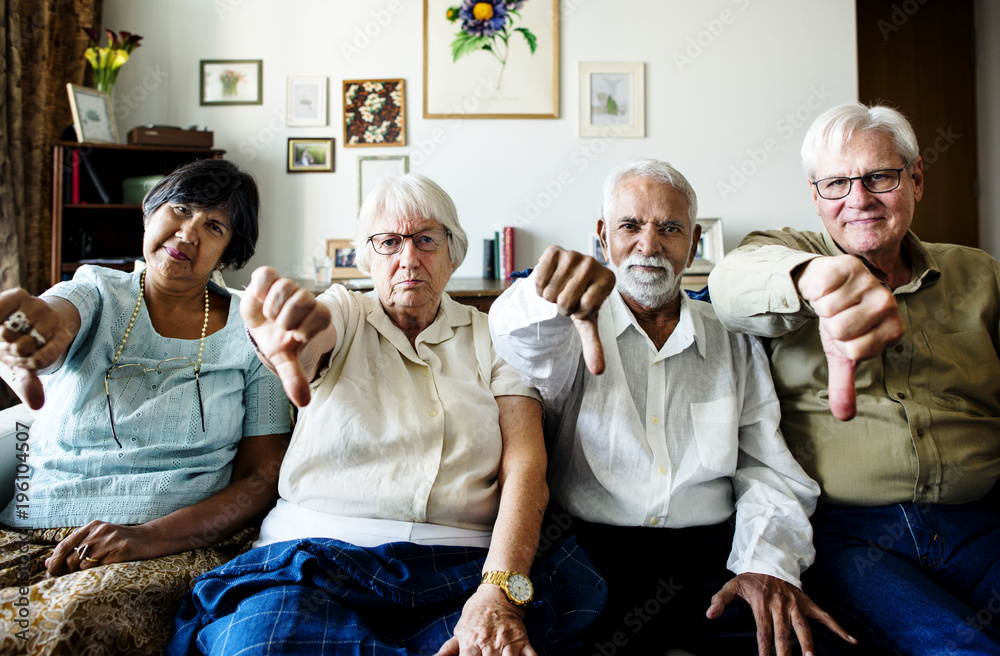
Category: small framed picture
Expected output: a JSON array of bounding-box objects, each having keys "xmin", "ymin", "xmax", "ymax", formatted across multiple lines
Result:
[
  {"xmin": 288, "ymin": 138, "xmax": 335, "ymax": 173},
  {"xmin": 326, "ymin": 239, "xmax": 360, "ymax": 279},
  {"xmin": 685, "ymin": 218, "xmax": 725, "ymax": 274},
  {"xmin": 343, "ymin": 79, "xmax": 406, "ymax": 147},
  {"xmin": 286, "ymin": 76, "xmax": 327, "ymax": 126},
  {"xmin": 578, "ymin": 62, "xmax": 645, "ymax": 138},
  {"xmin": 590, "ymin": 233, "xmax": 609, "ymax": 267},
  {"xmin": 200, "ymin": 60, "xmax": 263, "ymax": 105},
  {"xmin": 358, "ymin": 155, "xmax": 409, "ymax": 207},
  {"xmin": 66, "ymin": 84, "xmax": 117, "ymax": 143}
]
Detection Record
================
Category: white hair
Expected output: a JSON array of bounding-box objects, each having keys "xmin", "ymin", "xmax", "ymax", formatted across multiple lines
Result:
[
  {"xmin": 800, "ymin": 103, "xmax": 920, "ymax": 179},
  {"xmin": 352, "ymin": 173, "xmax": 468, "ymax": 276},
  {"xmin": 601, "ymin": 158, "xmax": 698, "ymax": 227}
]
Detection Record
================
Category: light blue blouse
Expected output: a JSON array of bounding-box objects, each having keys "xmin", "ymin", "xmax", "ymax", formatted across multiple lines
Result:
[{"xmin": 0, "ymin": 266, "xmax": 290, "ymax": 529}]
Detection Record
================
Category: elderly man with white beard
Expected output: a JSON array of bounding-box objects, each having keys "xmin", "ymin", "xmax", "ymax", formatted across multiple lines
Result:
[{"xmin": 489, "ymin": 159, "xmax": 856, "ymax": 656}]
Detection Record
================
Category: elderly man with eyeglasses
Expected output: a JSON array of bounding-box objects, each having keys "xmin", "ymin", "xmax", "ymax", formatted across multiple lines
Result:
[{"xmin": 709, "ymin": 102, "xmax": 1000, "ymax": 653}]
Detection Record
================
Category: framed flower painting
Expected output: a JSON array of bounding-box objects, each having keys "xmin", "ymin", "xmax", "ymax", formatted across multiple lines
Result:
[
  {"xmin": 423, "ymin": 0, "xmax": 559, "ymax": 118},
  {"xmin": 343, "ymin": 79, "xmax": 406, "ymax": 147},
  {"xmin": 200, "ymin": 60, "xmax": 263, "ymax": 105}
]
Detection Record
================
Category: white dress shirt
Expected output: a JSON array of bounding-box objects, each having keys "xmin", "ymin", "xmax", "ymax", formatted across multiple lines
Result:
[{"xmin": 489, "ymin": 276, "xmax": 820, "ymax": 586}]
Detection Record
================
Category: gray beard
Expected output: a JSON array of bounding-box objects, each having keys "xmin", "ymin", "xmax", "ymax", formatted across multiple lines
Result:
[{"xmin": 609, "ymin": 254, "xmax": 681, "ymax": 309}]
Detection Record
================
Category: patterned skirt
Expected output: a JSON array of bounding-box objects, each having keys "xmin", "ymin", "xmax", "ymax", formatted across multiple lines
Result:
[{"xmin": 0, "ymin": 525, "xmax": 257, "ymax": 656}]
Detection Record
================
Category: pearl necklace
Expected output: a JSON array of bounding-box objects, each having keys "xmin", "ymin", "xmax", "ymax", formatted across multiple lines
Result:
[{"xmin": 108, "ymin": 269, "xmax": 210, "ymax": 435}]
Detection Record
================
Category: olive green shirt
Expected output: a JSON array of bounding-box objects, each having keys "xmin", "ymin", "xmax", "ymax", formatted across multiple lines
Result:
[{"xmin": 708, "ymin": 228, "xmax": 1000, "ymax": 506}]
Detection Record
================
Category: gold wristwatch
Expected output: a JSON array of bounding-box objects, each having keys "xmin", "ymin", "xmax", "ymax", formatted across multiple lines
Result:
[{"xmin": 480, "ymin": 570, "xmax": 534, "ymax": 606}]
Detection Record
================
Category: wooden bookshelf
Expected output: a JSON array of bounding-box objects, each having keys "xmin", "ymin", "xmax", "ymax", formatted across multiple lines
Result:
[{"xmin": 50, "ymin": 142, "xmax": 225, "ymax": 287}]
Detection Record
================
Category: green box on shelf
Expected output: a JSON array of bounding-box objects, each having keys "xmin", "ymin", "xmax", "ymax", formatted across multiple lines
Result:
[{"xmin": 122, "ymin": 175, "xmax": 163, "ymax": 205}]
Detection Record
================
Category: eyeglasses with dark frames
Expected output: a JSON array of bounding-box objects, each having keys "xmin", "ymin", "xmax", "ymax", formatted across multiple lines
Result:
[
  {"xmin": 367, "ymin": 229, "xmax": 451, "ymax": 256},
  {"xmin": 811, "ymin": 168, "xmax": 906, "ymax": 200},
  {"xmin": 104, "ymin": 357, "xmax": 205, "ymax": 449}
]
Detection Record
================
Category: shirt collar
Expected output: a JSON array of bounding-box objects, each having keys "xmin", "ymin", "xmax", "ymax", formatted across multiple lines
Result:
[
  {"xmin": 364, "ymin": 290, "xmax": 472, "ymax": 363},
  {"xmin": 822, "ymin": 229, "xmax": 941, "ymax": 292},
  {"xmin": 608, "ymin": 288, "xmax": 707, "ymax": 360}
]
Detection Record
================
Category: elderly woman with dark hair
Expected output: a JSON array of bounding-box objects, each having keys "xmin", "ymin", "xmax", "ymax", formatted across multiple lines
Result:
[
  {"xmin": 167, "ymin": 173, "xmax": 603, "ymax": 656},
  {"xmin": 0, "ymin": 158, "xmax": 290, "ymax": 654}
]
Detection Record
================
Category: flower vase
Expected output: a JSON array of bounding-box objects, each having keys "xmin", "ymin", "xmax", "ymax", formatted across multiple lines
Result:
[
  {"xmin": 222, "ymin": 80, "xmax": 240, "ymax": 97},
  {"xmin": 95, "ymin": 79, "xmax": 114, "ymax": 106}
]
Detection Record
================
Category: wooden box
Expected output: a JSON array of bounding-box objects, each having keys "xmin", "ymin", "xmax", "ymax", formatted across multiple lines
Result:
[{"xmin": 127, "ymin": 127, "xmax": 214, "ymax": 148}]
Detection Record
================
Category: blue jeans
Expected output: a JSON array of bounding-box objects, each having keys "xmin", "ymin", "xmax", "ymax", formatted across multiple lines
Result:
[{"xmin": 803, "ymin": 502, "xmax": 1000, "ymax": 655}]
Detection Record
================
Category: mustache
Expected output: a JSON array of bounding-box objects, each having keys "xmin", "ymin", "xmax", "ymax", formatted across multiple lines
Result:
[{"xmin": 618, "ymin": 254, "xmax": 672, "ymax": 270}]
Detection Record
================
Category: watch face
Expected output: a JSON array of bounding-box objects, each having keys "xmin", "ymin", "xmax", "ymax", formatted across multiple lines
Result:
[{"xmin": 506, "ymin": 573, "xmax": 533, "ymax": 603}]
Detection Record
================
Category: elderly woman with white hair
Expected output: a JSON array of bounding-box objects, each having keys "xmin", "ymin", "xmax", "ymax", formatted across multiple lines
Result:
[{"xmin": 166, "ymin": 173, "xmax": 604, "ymax": 656}]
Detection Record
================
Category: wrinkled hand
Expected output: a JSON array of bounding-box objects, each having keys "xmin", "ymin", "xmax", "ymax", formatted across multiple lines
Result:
[
  {"xmin": 707, "ymin": 572, "xmax": 856, "ymax": 656},
  {"xmin": 44, "ymin": 521, "xmax": 161, "ymax": 577},
  {"xmin": 532, "ymin": 246, "xmax": 616, "ymax": 375},
  {"xmin": 435, "ymin": 585, "xmax": 536, "ymax": 656},
  {"xmin": 240, "ymin": 267, "xmax": 331, "ymax": 407},
  {"xmin": 795, "ymin": 255, "xmax": 903, "ymax": 421},
  {"xmin": 0, "ymin": 290, "xmax": 76, "ymax": 410}
]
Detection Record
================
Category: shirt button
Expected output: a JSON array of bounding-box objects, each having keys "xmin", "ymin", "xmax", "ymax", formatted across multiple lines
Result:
[
  {"xmin": 429, "ymin": 409, "xmax": 439, "ymax": 417},
  {"xmin": 657, "ymin": 466, "xmax": 666, "ymax": 475},
  {"xmin": 920, "ymin": 485, "xmax": 930, "ymax": 493},
  {"xmin": 422, "ymin": 369, "xmax": 429, "ymax": 378},
  {"xmin": 895, "ymin": 344, "xmax": 904, "ymax": 353},
  {"xmin": 651, "ymin": 416, "xmax": 659, "ymax": 425},
  {"xmin": 781, "ymin": 298, "xmax": 789, "ymax": 308},
  {"xmin": 649, "ymin": 517, "xmax": 659, "ymax": 526},
  {"xmin": 916, "ymin": 429, "xmax": 924, "ymax": 438},
  {"xmin": 897, "ymin": 392, "xmax": 905, "ymax": 399},
  {"xmin": 424, "ymin": 463, "xmax": 434, "ymax": 473},
  {"xmin": 653, "ymin": 360, "xmax": 661, "ymax": 366}
]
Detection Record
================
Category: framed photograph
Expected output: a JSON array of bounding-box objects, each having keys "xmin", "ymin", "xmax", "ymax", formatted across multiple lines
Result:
[
  {"xmin": 200, "ymin": 60, "xmax": 263, "ymax": 105},
  {"xmin": 326, "ymin": 239, "xmax": 360, "ymax": 279},
  {"xmin": 286, "ymin": 76, "xmax": 327, "ymax": 126},
  {"xmin": 685, "ymin": 218, "xmax": 724, "ymax": 274},
  {"xmin": 579, "ymin": 62, "xmax": 645, "ymax": 138},
  {"xmin": 66, "ymin": 84, "xmax": 117, "ymax": 143},
  {"xmin": 358, "ymin": 155, "xmax": 409, "ymax": 207},
  {"xmin": 590, "ymin": 233, "xmax": 609, "ymax": 267},
  {"xmin": 287, "ymin": 138, "xmax": 335, "ymax": 173},
  {"xmin": 343, "ymin": 79, "xmax": 406, "ymax": 147},
  {"xmin": 423, "ymin": 0, "xmax": 559, "ymax": 119}
]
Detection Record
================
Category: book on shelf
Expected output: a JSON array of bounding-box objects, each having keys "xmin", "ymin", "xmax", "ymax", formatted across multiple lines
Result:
[
  {"xmin": 492, "ymin": 231, "xmax": 500, "ymax": 279},
  {"xmin": 498, "ymin": 226, "xmax": 515, "ymax": 281},
  {"xmin": 71, "ymin": 149, "xmax": 80, "ymax": 203},
  {"xmin": 483, "ymin": 238, "xmax": 495, "ymax": 279},
  {"xmin": 78, "ymin": 151, "xmax": 110, "ymax": 203}
]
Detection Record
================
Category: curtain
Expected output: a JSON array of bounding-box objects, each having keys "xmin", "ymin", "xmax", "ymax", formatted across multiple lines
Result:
[
  {"xmin": 0, "ymin": 0, "xmax": 102, "ymax": 408},
  {"xmin": 1, "ymin": 0, "xmax": 102, "ymax": 295}
]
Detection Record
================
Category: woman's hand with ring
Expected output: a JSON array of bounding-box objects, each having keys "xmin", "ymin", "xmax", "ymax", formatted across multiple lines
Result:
[
  {"xmin": 0, "ymin": 290, "xmax": 79, "ymax": 409},
  {"xmin": 46, "ymin": 520, "xmax": 163, "ymax": 577}
]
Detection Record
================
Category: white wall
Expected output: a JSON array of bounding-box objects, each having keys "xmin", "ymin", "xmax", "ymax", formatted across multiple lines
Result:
[
  {"xmin": 976, "ymin": 0, "xmax": 1000, "ymax": 260},
  {"xmin": 103, "ymin": 0, "xmax": 859, "ymax": 288}
]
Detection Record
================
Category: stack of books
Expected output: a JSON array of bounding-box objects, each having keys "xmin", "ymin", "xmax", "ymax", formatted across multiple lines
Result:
[{"xmin": 483, "ymin": 227, "xmax": 515, "ymax": 281}]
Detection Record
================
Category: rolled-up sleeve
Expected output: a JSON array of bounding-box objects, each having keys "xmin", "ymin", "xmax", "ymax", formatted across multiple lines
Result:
[
  {"xmin": 727, "ymin": 333, "xmax": 820, "ymax": 587},
  {"xmin": 709, "ymin": 231, "xmax": 827, "ymax": 338}
]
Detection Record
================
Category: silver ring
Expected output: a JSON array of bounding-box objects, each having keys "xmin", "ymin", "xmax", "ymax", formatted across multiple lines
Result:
[
  {"xmin": 74, "ymin": 544, "xmax": 91, "ymax": 559},
  {"xmin": 3, "ymin": 311, "xmax": 46, "ymax": 346},
  {"xmin": 27, "ymin": 327, "xmax": 46, "ymax": 347}
]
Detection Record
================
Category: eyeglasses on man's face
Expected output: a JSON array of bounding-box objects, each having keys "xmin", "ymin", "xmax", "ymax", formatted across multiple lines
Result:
[
  {"xmin": 104, "ymin": 357, "xmax": 205, "ymax": 449},
  {"xmin": 367, "ymin": 229, "xmax": 451, "ymax": 256},
  {"xmin": 811, "ymin": 168, "xmax": 905, "ymax": 200}
]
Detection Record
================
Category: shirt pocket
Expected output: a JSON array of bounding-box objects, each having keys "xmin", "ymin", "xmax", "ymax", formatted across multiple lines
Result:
[
  {"xmin": 925, "ymin": 330, "xmax": 1000, "ymax": 414},
  {"xmin": 690, "ymin": 396, "xmax": 739, "ymax": 475}
]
